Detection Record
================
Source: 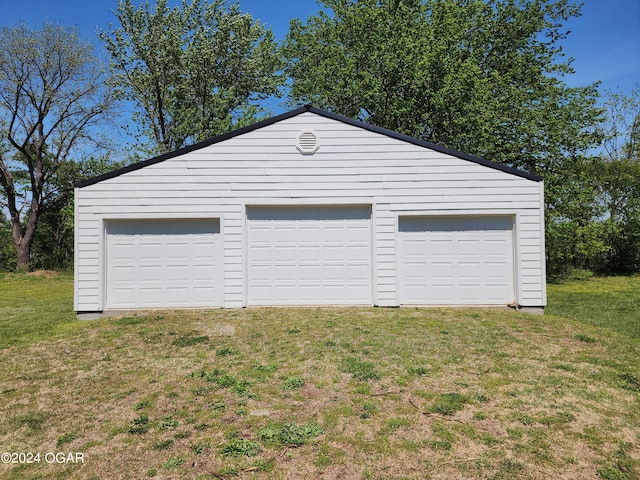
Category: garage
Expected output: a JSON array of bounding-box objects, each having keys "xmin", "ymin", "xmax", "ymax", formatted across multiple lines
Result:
[
  {"xmin": 105, "ymin": 219, "xmax": 222, "ymax": 309},
  {"xmin": 75, "ymin": 106, "xmax": 546, "ymax": 313},
  {"xmin": 246, "ymin": 206, "xmax": 372, "ymax": 305},
  {"xmin": 398, "ymin": 216, "xmax": 515, "ymax": 305}
]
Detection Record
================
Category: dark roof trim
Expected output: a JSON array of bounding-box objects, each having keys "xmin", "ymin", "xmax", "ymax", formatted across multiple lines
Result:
[{"xmin": 76, "ymin": 105, "xmax": 542, "ymax": 188}]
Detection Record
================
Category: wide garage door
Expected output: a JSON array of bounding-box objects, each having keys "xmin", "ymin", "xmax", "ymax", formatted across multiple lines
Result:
[
  {"xmin": 398, "ymin": 216, "xmax": 514, "ymax": 305},
  {"xmin": 106, "ymin": 219, "xmax": 221, "ymax": 309},
  {"xmin": 247, "ymin": 206, "xmax": 372, "ymax": 305}
]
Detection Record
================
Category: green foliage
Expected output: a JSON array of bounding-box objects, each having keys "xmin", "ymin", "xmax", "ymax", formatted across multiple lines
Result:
[
  {"xmin": 101, "ymin": 0, "xmax": 283, "ymax": 153},
  {"xmin": 172, "ymin": 335, "xmax": 209, "ymax": 347},
  {"xmin": 190, "ymin": 368, "xmax": 252, "ymax": 396},
  {"xmin": 152, "ymin": 439, "xmax": 174, "ymax": 450},
  {"xmin": 430, "ymin": 393, "xmax": 469, "ymax": 416},
  {"xmin": 220, "ymin": 438, "xmax": 261, "ymax": 457},
  {"xmin": 281, "ymin": 376, "xmax": 305, "ymax": 391},
  {"xmin": 215, "ymin": 346, "xmax": 237, "ymax": 356},
  {"xmin": 284, "ymin": 0, "xmax": 600, "ymax": 173},
  {"xmin": 128, "ymin": 414, "xmax": 149, "ymax": 435},
  {"xmin": 56, "ymin": 432, "xmax": 76, "ymax": 448},
  {"xmin": 162, "ymin": 456, "xmax": 184, "ymax": 468},
  {"xmin": 546, "ymin": 88, "xmax": 640, "ymax": 277},
  {"xmin": 258, "ymin": 423, "xmax": 323, "ymax": 446},
  {"xmin": 134, "ymin": 400, "xmax": 152, "ymax": 410},
  {"xmin": 339, "ymin": 356, "xmax": 380, "ymax": 381},
  {"xmin": 158, "ymin": 415, "xmax": 179, "ymax": 430}
]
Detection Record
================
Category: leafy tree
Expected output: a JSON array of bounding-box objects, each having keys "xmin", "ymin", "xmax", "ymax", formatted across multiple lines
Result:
[
  {"xmin": 0, "ymin": 23, "xmax": 114, "ymax": 271},
  {"xmin": 545, "ymin": 88, "xmax": 640, "ymax": 277},
  {"xmin": 594, "ymin": 88, "xmax": 640, "ymax": 273},
  {"xmin": 284, "ymin": 0, "xmax": 602, "ymax": 175},
  {"xmin": 101, "ymin": 0, "xmax": 283, "ymax": 154}
]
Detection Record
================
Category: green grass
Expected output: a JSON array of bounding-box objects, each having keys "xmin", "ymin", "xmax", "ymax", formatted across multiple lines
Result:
[
  {"xmin": 547, "ymin": 275, "xmax": 640, "ymax": 338},
  {"xmin": 0, "ymin": 273, "xmax": 638, "ymax": 479},
  {"xmin": 0, "ymin": 273, "xmax": 77, "ymax": 349}
]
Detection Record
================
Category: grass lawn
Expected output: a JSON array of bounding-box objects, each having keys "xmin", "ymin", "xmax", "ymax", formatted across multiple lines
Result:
[{"xmin": 0, "ymin": 273, "xmax": 638, "ymax": 480}]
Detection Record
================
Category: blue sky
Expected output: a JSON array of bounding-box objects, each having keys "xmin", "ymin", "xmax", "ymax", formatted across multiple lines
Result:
[{"xmin": 1, "ymin": 0, "xmax": 638, "ymax": 100}]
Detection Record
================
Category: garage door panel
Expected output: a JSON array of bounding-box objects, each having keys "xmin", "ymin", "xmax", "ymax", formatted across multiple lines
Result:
[
  {"xmin": 106, "ymin": 219, "xmax": 221, "ymax": 309},
  {"xmin": 399, "ymin": 216, "xmax": 514, "ymax": 305},
  {"xmin": 247, "ymin": 206, "xmax": 372, "ymax": 305}
]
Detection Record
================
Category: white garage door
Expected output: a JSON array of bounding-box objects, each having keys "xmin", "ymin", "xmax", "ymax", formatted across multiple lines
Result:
[
  {"xmin": 398, "ymin": 216, "xmax": 515, "ymax": 305},
  {"xmin": 247, "ymin": 206, "xmax": 372, "ymax": 305},
  {"xmin": 106, "ymin": 219, "xmax": 221, "ymax": 309}
]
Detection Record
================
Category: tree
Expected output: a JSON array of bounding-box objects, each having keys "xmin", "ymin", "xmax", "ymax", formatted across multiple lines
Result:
[
  {"xmin": 544, "ymin": 87, "xmax": 640, "ymax": 277},
  {"xmin": 101, "ymin": 0, "xmax": 283, "ymax": 154},
  {"xmin": 594, "ymin": 87, "xmax": 640, "ymax": 273},
  {"xmin": 0, "ymin": 23, "xmax": 114, "ymax": 271},
  {"xmin": 284, "ymin": 0, "xmax": 602, "ymax": 176}
]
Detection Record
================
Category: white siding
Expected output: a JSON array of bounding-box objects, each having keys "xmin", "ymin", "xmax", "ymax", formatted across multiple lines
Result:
[{"xmin": 74, "ymin": 111, "xmax": 546, "ymax": 311}]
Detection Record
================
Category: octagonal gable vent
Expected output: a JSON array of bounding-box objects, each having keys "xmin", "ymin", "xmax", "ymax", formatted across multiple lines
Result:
[{"xmin": 296, "ymin": 130, "xmax": 319, "ymax": 155}]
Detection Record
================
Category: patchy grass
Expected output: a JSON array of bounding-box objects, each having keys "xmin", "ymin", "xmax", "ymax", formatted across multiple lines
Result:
[{"xmin": 0, "ymin": 274, "xmax": 638, "ymax": 479}]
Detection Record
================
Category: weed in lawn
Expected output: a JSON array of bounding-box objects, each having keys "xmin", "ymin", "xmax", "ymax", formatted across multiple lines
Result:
[
  {"xmin": 220, "ymin": 438, "xmax": 262, "ymax": 457},
  {"xmin": 340, "ymin": 356, "xmax": 380, "ymax": 381},
  {"xmin": 55, "ymin": 432, "xmax": 75, "ymax": 448},
  {"xmin": 598, "ymin": 467, "xmax": 629, "ymax": 480},
  {"xmin": 158, "ymin": 415, "xmax": 179, "ymax": 430},
  {"xmin": 210, "ymin": 401, "xmax": 226, "ymax": 414},
  {"xmin": 258, "ymin": 423, "xmax": 323, "ymax": 446},
  {"xmin": 190, "ymin": 441, "xmax": 210, "ymax": 455},
  {"xmin": 360, "ymin": 401, "xmax": 377, "ymax": 419},
  {"xmin": 190, "ymin": 368, "xmax": 252, "ymax": 396},
  {"xmin": 281, "ymin": 376, "xmax": 305, "ymax": 391},
  {"xmin": 407, "ymin": 366, "xmax": 430, "ymax": 376},
  {"xmin": 134, "ymin": 400, "xmax": 152, "ymax": 410},
  {"xmin": 128, "ymin": 415, "xmax": 149, "ymax": 435},
  {"xmin": 215, "ymin": 346, "xmax": 237, "ymax": 356},
  {"xmin": 152, "ymin": 439, "xmax": 174, "ymax": 450},
  {"xmin": 162, "ymin": 456, "xmax": 184, "ymax": 468},
  {"xmin": 430, "ymin": 393, "xmax": 469, "ymax": 416},
  {"xmin": 172, "ymin": 334, "xmax": 209, "ymax": 347}
]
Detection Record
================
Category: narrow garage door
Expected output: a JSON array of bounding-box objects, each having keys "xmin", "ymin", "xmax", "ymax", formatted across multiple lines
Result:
[
  {"xmin": 398, "ymin": 216, "xmax": 514, "ymax": 305},
  {"xmin": 106, "ymin": 219, "xmax": 221, "ymax": 309},
  {"xmin": 247, "ymin": 206, "xmax": 372, "ymax": 305}
]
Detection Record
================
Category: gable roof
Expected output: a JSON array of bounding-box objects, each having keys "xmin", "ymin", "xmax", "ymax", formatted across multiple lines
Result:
[{"xmin": 76, "ymin": 105, "xmax": 542, "ymax": 188}]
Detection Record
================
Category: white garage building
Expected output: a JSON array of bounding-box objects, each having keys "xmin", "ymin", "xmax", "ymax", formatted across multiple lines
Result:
[{"xmin": 74, "ymin": 106, "xmax": 546, "ymax": 314}]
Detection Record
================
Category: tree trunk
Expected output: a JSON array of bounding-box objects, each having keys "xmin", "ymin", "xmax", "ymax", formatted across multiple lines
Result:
[
  {"xmin": 16, "ymin": 240, "xmax": 31, "ymax": 272},
  {"xmin": 11, "ymin": 204, "xmax": 39, "ymax": 273}
]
